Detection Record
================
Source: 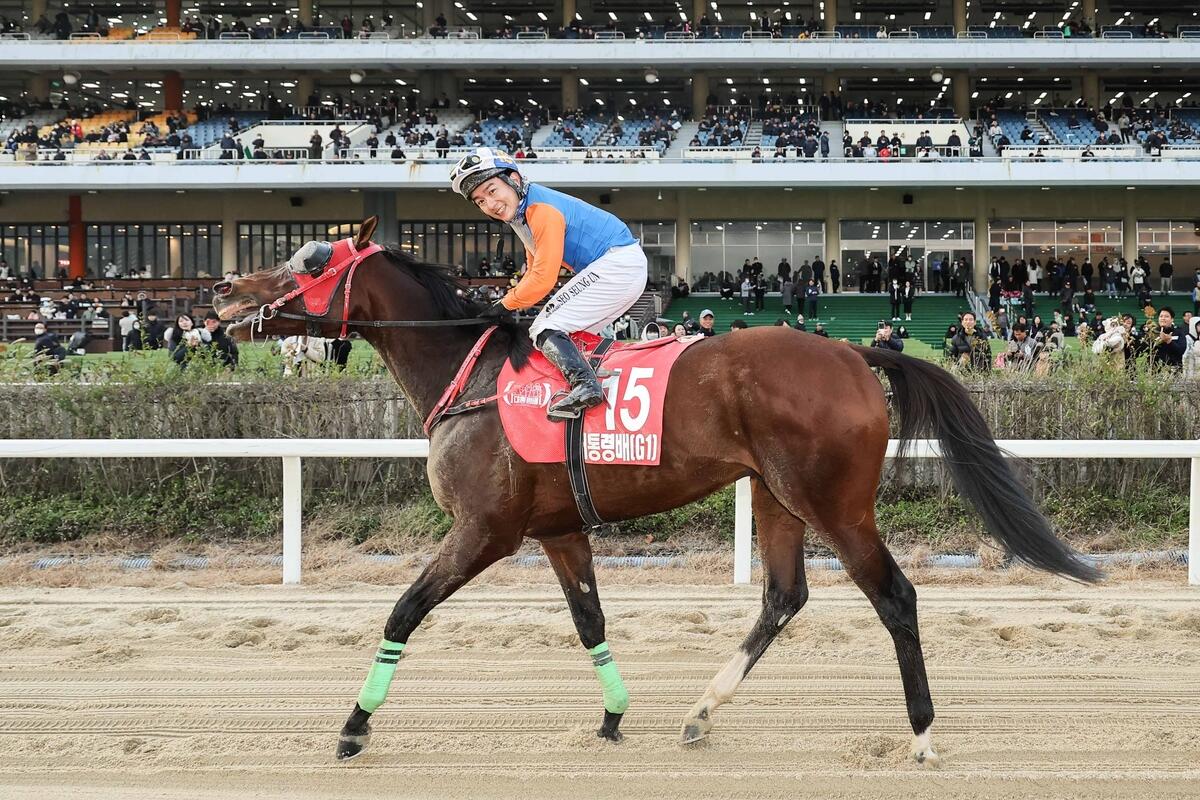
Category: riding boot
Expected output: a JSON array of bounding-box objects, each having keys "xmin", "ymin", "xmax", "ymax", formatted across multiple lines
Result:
[{"xmin": 537, "ymin": 330, "xmax": 604, "ymax": 421}]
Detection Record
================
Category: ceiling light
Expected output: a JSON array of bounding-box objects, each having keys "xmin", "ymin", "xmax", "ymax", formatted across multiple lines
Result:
[
  {"xmin": 62, "ymin": 71, "xmax": 81, "ymax": 86},
  {"xmin": 349, "ymin": 70, "xmax": 364, "ymax": 84},
  {"xmin": 930, "ymin": 67, "xmax": 944, "ymax": 84}
]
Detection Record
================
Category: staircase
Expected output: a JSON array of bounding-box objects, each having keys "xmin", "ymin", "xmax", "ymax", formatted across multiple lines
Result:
[
  {"xmin": 742, "ymin": 121, "xmax": 763, "ymax": 149},
  {"xmin": 1025, "ymin": 112, "xmax": 1055, "ymax": 145},
  {"xmin": 663, "ymin": 122, "xmax": 699, "ymax": 158}
]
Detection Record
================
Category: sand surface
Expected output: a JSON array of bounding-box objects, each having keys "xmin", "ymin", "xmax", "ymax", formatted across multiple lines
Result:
[{"xmin": 1, "ymin": 575, "xmax": 1198, "ymax": 799}]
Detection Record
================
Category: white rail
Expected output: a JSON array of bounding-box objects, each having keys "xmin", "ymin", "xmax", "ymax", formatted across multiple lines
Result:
[{"xmin": 0, "ymin": 438, "xmax": 1196, "ymax": 585}]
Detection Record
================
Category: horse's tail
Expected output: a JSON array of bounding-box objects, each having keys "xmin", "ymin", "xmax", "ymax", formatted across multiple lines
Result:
[{"xmin": 853, "ymin": 344, "xmax": 1101, "ymax": 583}]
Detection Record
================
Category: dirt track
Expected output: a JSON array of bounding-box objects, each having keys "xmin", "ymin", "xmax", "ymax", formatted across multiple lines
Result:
[{"xmin": 1, "ymin": 575, "xmax": 1199, "ymax": 799}]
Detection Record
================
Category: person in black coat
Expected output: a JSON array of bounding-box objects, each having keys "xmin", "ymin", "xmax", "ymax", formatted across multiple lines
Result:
[
  {"xmin": 1022, "ymin": 281, "xmax": 1036, "ymax": 318},
  {"xmin": 201, "ymin": 312, "xmax": 239, "ymax": 368},
  {"xmin": 870, "ymin": 320, "xmax": 903, "ymax": 352},
  {"xmin": 829, "ymin": 260, "xmax": 840, "ymax": 293},
  {"xmin": 888, "ymin": 279, "xmax": 902, "ymax": 320},
  {"xmin": 1150, "ymin": 306, "xmax": 1189, "ymax": 369},
  {"xmin": 902, "ymin": 279, "xmax": 916, "ymax": 321},
  {"xmin": 32, "ymin": 322, "xmax": 68, "ymax": 373},
  {"xmin": 950, "ymin": 311, "xmax": 992, "ymax": 371}
]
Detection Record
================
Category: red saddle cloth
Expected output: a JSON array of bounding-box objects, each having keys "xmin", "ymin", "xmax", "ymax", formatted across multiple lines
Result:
[{"xmin": 497, "ymin": 333, "xmax": 703, "ymax": 465}]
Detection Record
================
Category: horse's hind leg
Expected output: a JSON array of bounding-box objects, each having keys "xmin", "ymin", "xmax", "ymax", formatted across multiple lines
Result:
[
  {"xmin": 681, "ymin": 478, "xmax": 809, "ymax": 743},
  {"xmin": 820, "ymin": 514, "xmax": 939, "ymax": 766},
  {"xmin": 542, "ymin": 531, "xmax": 629, "ymax": 742},
  {"xmin": 335, "ymin": 520, "xmax": 519, "ymax": 761}
]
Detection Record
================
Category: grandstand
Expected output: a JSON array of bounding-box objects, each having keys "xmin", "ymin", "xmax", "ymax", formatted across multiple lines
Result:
[{"xmin": 1, "ymin": 0, "xmax": 1199, "ymax": 350}]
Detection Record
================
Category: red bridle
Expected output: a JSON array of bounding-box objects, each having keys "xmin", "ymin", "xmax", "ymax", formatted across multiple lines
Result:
[{"xmin": 262, "ymin": 238, "xmax": 383, "ymax": 340}]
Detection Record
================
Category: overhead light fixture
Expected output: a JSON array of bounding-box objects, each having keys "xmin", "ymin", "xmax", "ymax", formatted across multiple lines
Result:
[
  {"xmin": 62, "ymin": 71, "xmax": 80, "ymax": 86},
  {"xmin": 645, "ymin": 69, "xmax": 659, "ymax": 85},
  {"xmin": 930, "ymin": 67, "xmax": 944, "ymax": 84},
  {"xmin": 349, "ymin": 70, "xmax": 364, "ymax": 84}
]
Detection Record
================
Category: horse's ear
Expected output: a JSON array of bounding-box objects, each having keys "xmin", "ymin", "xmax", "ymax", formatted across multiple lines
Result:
[{"xmin": 355, "ymin": 216, "xmax": 379, "ymax": 249}]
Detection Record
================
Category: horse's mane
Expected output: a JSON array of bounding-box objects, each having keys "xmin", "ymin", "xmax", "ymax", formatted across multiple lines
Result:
[{"xmin": 378, "ymin": 246, "xmax": 533, "ymax": 370}]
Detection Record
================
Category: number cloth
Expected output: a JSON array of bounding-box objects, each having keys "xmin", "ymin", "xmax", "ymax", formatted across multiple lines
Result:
[{"xmin": 496, "ymin": 332, "xmax": 705, "ymax": 465}]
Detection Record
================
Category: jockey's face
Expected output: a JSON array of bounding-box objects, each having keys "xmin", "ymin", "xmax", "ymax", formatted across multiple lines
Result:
[{"xmin": 470, "ymin": 175, "xmax": 521, "ymax": 223}]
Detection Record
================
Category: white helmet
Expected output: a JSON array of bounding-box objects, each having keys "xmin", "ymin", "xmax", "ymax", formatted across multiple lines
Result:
[{"xmin": 450, "ymin": 147, "xmax": 521, "ymax": 200}]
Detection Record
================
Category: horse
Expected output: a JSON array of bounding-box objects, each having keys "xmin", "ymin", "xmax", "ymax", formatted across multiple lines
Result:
[{"xmin": 212, "ymin": 216, "xmax": 1100, "ymax": 766}]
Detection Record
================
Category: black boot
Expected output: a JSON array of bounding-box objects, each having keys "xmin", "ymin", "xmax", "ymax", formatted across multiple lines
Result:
[{"xmin": 537, "ymin": 330, "xmax": 604, "ymax": 421}]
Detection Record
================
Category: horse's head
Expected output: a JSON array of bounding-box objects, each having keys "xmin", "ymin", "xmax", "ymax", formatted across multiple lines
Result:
[{"xmin": 212, "ymin": 216, "xmax": 378, "ymax": 340}]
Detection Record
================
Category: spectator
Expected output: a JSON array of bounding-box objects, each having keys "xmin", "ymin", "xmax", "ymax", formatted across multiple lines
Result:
[
  {"xmin": 1158, "ymin": 258, "xmax": 1173, "ymax": 295},
  {"xmin": 32, "ymin": 322, "xmax": 68, "ymax": 372},
  {"xmin": 696, "ymin": 309, "xmax": 716, "ymax": 336},
  {"xmin": 200, "ymin": 310, "xmax": 239, "ymax": 368},
  {"xmin": 1002, "ymin": 323, "xmax": 1043, "ymax": 373},
  {"xmin": 870, "ymin": 320, "xmax": 903, "ymax": 352},
  {"xmin": 830, "ymin": 260, "xmax": 840, "ymax": 294},
  {"xmin": 813, "ymin": 321, "xmax": 828, "ymax": 338},
  {"xmin": 888, "ymin": 278, "xmax": 902, "ymax": 321},
  {"xmin": 950, "ymin": 311, "xmax": 991, "ymax": 371},
  {"xmin": 729, "ymin": 319, "xmax": 748, "ymax": 332},
  {"xmin": 740, "ymin": 275, "xmax": 753, "ymax": 315},
  {"xmin": 803, "ymin": 279, "xmax": 820, "ymax": 319},
  {"xmin": 1150, "ymin": 306, "xmax": 1188, "ymax": 370},
  {"xmin": 902, "ymin": 279, "xmax": 915, "ymax": 322},
  {"xmin": 680, "ymin": 310, "xmax": 698, "ymax": 334},
  {"xmin": 780, "ymin": 276, "xmax": 794, "ymax": 315}
]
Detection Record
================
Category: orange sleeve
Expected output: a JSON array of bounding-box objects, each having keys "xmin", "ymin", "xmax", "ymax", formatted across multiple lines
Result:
[{"xmin": 501, "ymin": 203, "xmax": 566, "ymax": 311}]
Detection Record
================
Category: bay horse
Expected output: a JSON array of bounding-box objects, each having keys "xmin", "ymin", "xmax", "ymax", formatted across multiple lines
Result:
[{"xmin": 213, "ymin": 217, "xmax": 1099, "ymax": 766}]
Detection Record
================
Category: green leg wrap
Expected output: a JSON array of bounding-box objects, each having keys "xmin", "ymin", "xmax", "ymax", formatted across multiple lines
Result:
[
  {"xmin": 589, "ymin": 642, "xmax": 630, "ymax": 714},
  {"xmin": 356, "ymin": 639, "xmax": 405, "ymax": 713}
]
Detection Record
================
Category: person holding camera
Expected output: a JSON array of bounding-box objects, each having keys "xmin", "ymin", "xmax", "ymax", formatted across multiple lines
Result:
[
  {"xmin": 1002, "ymin": 322, "xmax": 1043, "ymax": 372},
  {"xmin": 871, "ymin": 320, "xmax": 904, "ymax": 352},
  {"xmin": 167, "ymin": 313, "xmax": 209, "ymax": 367}
]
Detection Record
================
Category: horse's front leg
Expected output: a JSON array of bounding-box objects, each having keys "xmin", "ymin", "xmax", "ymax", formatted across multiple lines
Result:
[
  {"xmin": 542, "ymin": 531, "xmax": 629, "ymax": 742},
  {"xmin": 336, "ymin": 520, "xmax": 519, "ymax": 760}
]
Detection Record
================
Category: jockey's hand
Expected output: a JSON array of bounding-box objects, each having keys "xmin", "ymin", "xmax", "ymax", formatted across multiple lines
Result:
[{"xmin": 477, "ymin": 301, "xmax": 513, "ymax": 323}]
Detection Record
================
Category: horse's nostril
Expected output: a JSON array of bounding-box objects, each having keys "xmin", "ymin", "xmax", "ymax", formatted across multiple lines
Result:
[{"xmin": 214, "ymin": 281, "xmax": 233, "ymax": 297}]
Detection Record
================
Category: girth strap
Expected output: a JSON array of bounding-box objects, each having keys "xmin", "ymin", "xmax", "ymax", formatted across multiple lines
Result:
[{"xmin": 565, "ymin": 337, "xmax": 616, "ymax": 531}]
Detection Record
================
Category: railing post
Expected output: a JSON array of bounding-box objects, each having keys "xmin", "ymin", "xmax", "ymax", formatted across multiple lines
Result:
[
  {"xmin": 282, "ymin": 456, "xmax": 303, "ymax": 585},
  {"xmin": 1190, "ymin": 458, "xmax": 1199, "ymax": 587},
  {"xmin": 734, "ymin": 476, "xmax": 752, "ymax": 585}
]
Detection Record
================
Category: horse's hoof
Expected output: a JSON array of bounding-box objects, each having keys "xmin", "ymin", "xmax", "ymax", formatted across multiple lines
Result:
[
  {"xmin": 336, "ymin": 729, "xmax": 371, "ymax": 761},
  {"xmin": 680, "ymin": 722, "xmax": 707, "ymax": 745},
  {"xmin": 911, "ymin": 728, "xmax": 940, "ymax": 768},
  {"xmin": 597, "ymin": 710, "xmax": 624, "ymax": 743},
  {"xmin": 597, "ymin": 727, "xmax": 624, "ymax": 743}
]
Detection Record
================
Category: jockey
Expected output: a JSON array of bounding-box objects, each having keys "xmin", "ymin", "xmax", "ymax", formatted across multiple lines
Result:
[{"xmin": 451, "ymin": 147, "xmax": 648, "ymax": 420}]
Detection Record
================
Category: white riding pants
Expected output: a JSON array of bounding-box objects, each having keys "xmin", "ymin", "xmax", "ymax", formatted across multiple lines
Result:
[{"xmin": 528, "ymin": 242, "xmax": 648, "ymax": 341}]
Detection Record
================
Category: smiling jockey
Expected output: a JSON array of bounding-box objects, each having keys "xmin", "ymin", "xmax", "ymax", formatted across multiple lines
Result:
[{"xmin": 450, "ymin": 147, "xmax": 649, "ymax": 421}]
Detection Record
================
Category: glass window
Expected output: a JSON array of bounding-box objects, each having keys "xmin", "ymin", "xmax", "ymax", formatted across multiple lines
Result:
[
  {"xmin": 689, "ymin": 220, "xmax": 825, "ymax": 289},
  {"xmin": 841, "ymin": 220, "xmax": 973, "ymax": 291},
  {"xmin": 87, "ymin": 223, "xmax": 221, "ymax": 278},
  {"xmin": 1137, "ymin": 221, "xmax": 1200, "ymax": 291},
  {"xmin": 989, "ymin": 220, "xmax": 1123, "ymax": 266},
  {"xmin": 0, "ymin": 224, "xmax": 69, "ymax": 278}
]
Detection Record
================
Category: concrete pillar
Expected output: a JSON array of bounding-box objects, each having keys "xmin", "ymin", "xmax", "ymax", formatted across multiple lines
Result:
[
  {"xmin": 692, "ymin": 0, "xmax": 704, "ymax": 26},
  {"xmin": 221, "ymin": 203, "xmax": 238, "ymax": 274},
  {"xmin": 169, "ymin": 235, "xmax": 183, "ymax": 279},
  {"xmin": 674, "ymin": 192, "xmax": 690, "ymax": 283},
  {"xmin": 1082, "ymin": 72, "xmax": 1100, "ymax": 109},
  {"xmin": 1082, "ymin": 0, "xmax": 1096, "ymax": 29},
  {"xmin": 166, "ymin": 0, "xmax": 181, "ymax": 28},
  {"xmin": 299, "ymin": 0, "xmax": 313, "ymax": 27},
  {"xmin": 27, "ymin": 75, "xmax": 49, "ymax": 103},
  {"xmin": 823, "ymin": 0, "xmax": 837, "ymax": 31},
  {"xmin": 364, "ymin": 192, "xmax": 398, "ymax": 246},
  {"xmin": 953, "ymin": 0, "xmax": 967, "ymax": 33},
  {"xmin": 1122, "ymin": 196, "xmax": 1138, "ymax": 265},
  {"xmin": 973, "ymin": 195, "xmax": 989, "ymax": 294},
  {"xmin": 164, "ymin": 72, "xmax": 183, "ymax": 111},
  {"xmin": 822, "ymin": 73, "xmax": 839, "ymax": 97},
  {"xmin": 562, "ymin": 0, "xmax": 576, "ymax": 27},
  {"xmin": 561, "ymin": 75, "xmax": 579, "ymax": 112},
  {"xmin": 297, "ymin": 76, "xmax": 315, "ymax": 109},
  {"xmin": 692, "ymin": 73, "xmax": 709, "ymax": 116},
  {"xmin": 68, "ymin": 195, "xmax": 86, "ymax": 278},
  {"xmin": 953, "ymin": 71, "xmax": 970, "ymax": 119},
  {"xmin": 30, "ymin": 0, "xmax": 47, "ymax": 24}
]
